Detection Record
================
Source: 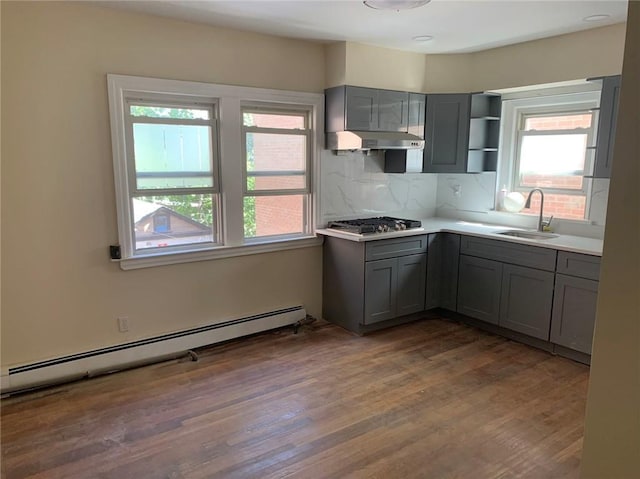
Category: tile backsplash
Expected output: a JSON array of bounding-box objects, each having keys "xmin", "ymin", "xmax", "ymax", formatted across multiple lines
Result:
[
  {"xmin": 319, "ymin": 150, "xmax": 438, "ymax": 225},
  {"xmin": 319, "ymin": 150, "xmax": 609, "ymax": 239},
  {"xmin": 435, "ymin": 172, "xmax": 609, "ymax": 239}
]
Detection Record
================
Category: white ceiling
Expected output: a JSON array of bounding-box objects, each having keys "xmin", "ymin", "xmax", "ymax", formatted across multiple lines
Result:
[{"xmin": 101, "ymin": 0, "xmax": 629, "ymax": 54}]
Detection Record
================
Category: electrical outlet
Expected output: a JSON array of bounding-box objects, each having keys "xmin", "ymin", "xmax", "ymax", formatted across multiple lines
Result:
[{"xmin": 117, "ymin": 317, "xmax": 130, "ymax": 333}]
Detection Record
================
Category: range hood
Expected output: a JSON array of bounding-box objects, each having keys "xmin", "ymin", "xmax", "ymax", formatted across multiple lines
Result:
[{"xmin": 326, "ymin": 131, "xmax": 425, "ymax": 151}]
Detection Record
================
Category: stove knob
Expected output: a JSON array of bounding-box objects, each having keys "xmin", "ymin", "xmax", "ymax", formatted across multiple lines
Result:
[{"xmin": 400, "ymin": 223, "xmax": 407, "ymax": 230}]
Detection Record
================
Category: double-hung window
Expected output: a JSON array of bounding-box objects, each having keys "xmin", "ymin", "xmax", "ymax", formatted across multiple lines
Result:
[
  {"xmin": 108, "ymin": 74, "xmax": 322, "ymax": 269},
  {"xmin": 123, "ymin": 96, "xmax": 220, "ymax": 254},
  {"xmin": 241, "ymin": 106, "xmax": 312, "ymax": 240},
  {"xmin": 500, "ymin": 90, "xmax": 599, "ymax": 220}
]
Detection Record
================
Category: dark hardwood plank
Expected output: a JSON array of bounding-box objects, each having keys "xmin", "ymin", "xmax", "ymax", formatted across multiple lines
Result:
[{"xmin": 1, "ymin": 317, "xmax": 589, "ymax": 478}]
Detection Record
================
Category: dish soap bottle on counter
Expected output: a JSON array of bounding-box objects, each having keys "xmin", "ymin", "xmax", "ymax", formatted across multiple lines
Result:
[{"xmin": 497, "ymin": 185, "xmax": 508, "ymax": 211}]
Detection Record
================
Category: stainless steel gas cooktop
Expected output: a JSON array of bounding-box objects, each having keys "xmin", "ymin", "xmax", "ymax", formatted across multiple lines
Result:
[{"xmin": 327, "ymin": 216, "xmax": 422, "ymax": 235}]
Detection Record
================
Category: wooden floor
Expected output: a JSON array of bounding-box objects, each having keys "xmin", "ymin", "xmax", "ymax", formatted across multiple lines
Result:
[{"xmin": 1, "ymin": 317, "xmax": 590, "ymax": 479}]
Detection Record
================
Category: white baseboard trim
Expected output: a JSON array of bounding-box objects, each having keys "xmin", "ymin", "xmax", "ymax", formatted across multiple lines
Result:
[{"xmin": 2, "ymin": 306, "xmax": 305, "ymax": 394}]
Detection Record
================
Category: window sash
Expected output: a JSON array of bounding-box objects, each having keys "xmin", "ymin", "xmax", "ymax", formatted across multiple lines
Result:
[
  {"xmin": 512, "ymin": 112, "xmax": 595, "ymax": 196},
  {"xmin": 241, "ymin": 107, "xmax": 312, "ymax": 196},
  {"xmin": 123, "ymin": 96, "xmax": 221, "ymax": 255},
  {"xmin": 124, "ymin": 102, "xmax": 220, "ymax": 196},
  {"xmin": 241, "ymin": 106, "xmax": 312, "ymax": 239}
]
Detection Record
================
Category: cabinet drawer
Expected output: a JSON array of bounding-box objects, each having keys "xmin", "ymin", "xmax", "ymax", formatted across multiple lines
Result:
[
  {"xmin": 460, "ymin": 235, "xmax": 557, "ymax": 271},
  {"xmin": 365, "ymin": 235, "xmax": 428, "ymax": 261},
  {"xmin": 556, "ymin": 251, "xmax": 601, "ymax": 280}
]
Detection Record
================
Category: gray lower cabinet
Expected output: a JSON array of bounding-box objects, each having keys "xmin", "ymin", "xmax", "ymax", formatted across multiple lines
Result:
[
  {"xmin": 364, "ymin": 253, "xmax": 427, "ymax": 324},
  {"xmin": 396, "ymin": 253, "xmax": 428, "ymax": 317},
  {"xmin": 499, "ymin": 264, "xmax": 554, "ymax": 340},
  {"xmin": 550, "ymin": 252, "xmax": 601, "ymax": 355},
  {"xmin": 550, "ymin": 274, "xmax": 599, "ymax": 354},
  {"xmin": 364, "ymin": 258, "xmax": 397, "ymax": 324},
  {"xmin": 457, "ymin": 236, "xmax": 557, "ymax": 338},
  {"xmin": 457, "ymin": 255, "xmax": 502, "ymax": 325},
  {"xmin": 323, "ymin": 235, "xmax": 428, "ymax": 333},
  {"xmin": 425, "ymin": 233, "xmax": 460, "ymax": 310}
]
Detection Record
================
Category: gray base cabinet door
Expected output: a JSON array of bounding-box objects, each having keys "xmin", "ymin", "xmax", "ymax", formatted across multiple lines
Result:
[
  {"xmin": 426, "ymin": 234, "xmax": 461, "ymax": 311},
  {"xmin": 364, "ymin": 258, "xmax": 397, "ymax": 324},
  {"xmin": 550, "ymin": 274, "xmax": 599, "ymax": 354},
  {"xmin": 499, "ymin": 264, "xmax": 554, "ymax": 340},
  {"xmin": 457, "ymin": 255, "xmax": 502, "ymax": 325},
  {"xmin": 397, "ymin": 253, "xmax": 427, "ymax": 316}
]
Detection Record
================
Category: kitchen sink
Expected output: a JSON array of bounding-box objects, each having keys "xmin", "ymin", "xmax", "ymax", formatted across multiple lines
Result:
[{"xmin": 496, "ymin": 230, "xmax": 560, "ymax": 240}]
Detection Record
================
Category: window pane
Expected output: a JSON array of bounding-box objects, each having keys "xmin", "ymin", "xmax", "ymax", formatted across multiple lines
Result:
[
  {"xmin": 246, "ymin": 133, "xmax": 306, "ymax": 172},
  {"xmin": 133, "ymin": 123, "xmax": 213, "ymax": 189},
  {"xmin": 519, "ymin": 134, "xmax": 587, "ymax": 176},
  {"xmin": 247, "ymin": 175, "xmax": 306, "ymax": 191},
  {"xmin": 133, "ymin": 194, "xmax": 215, "ymax": 250},
  {"xmin": 244, "ymin": 195, "xmax": 304, "ymax": 238},
  {"xmin": 243, "ymin": 112, "xmax": 305, "ymax": 129},
  {"xmin": 130, "ymin": 105, "xmax": 210, "ymax": 120},
  {"xmin": 523, "ymin": 193, "xmax": 586, "ymax": 220},
  {"xmin": 524, "ymin": 113, "xmax": 592, "ymax": 131}
]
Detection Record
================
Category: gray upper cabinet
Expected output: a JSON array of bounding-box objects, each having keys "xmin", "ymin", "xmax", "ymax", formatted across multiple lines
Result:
[
  {"xmin": 344, "ymin": 86, "xmax": 377, "ymax": 130},
  {"xmin": 325, "ymin": 85, "xmax": 409, "ymax": 133},
  {"xmin": 593, "ymin": 75, "xmax": 621, "ymax": 178},
  {"xmin": 422, "ymin": 92, "xmax": 501, "ymax": 173},
  {"xmin": 377, "ymin": 89, "xmax": 410, "ymax": 132},
  {"xmin": 499, "ymin": 264, "xmax": 554, "ymax": 340},
  {"xmin": 423, "ymin": 94, "xmax": 471, "ymax": 173},
  {"xmin": 384, "ymin": 93, "xmax": 426, "ymax": 173},
  {"xmin": 467, "ymin": 93, "xmax": 501, "ymax": 172}
]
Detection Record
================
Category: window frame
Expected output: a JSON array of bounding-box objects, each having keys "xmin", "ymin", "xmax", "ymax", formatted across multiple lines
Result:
[
  {"xmin": 498, "ymin": 89, "xmax": 600, "ymax": 221},
  {"xmin": 241, "ymin": 104, "xmax": 313, "ymax": 242},
  {"xmin": 512, "ymin": 108, "xmax": 596, "ymax": 196},
  {"xmin": 123, "ymin": 95, "xmax": 222, "ymax": 255},
  {"xmin": 107, "ymin": 74, "xmax": 323, "ymax": 270}
]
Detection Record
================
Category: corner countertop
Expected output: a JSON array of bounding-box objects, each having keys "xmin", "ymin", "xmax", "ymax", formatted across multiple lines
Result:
[{"xmin": 316, "ymin": 217, "xmax": 604, "ymax": 256}]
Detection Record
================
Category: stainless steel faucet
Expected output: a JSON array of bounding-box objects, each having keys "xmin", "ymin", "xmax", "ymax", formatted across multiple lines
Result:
[{"xmin": 525, "ymin": 188, "xmax": 548, "ymax": 232}]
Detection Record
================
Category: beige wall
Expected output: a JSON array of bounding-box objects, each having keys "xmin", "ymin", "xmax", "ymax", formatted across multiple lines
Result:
[
  {"xmin": 469, "ymin": 23, "xmax": 627, "ymax": 91},
  {"xmin": 325, "ymin": 23, "xmax": 625, "ymax": 94},
  {"xmin": 581, "ymin": 3, "xmax": 640, "ymax": 477},
  {"xmin": 325, "ymin": 42, "xmax": 347, "ymax": 88},
  {"xmin": 0, "ymin": 2, "xmax": 324, "ymax": 367}
]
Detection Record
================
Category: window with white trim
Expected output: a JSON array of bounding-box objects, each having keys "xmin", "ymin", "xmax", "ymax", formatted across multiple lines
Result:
[
  {"xmin": 242, "ymin": 106, "xmax": 312, "ymax": 240},
  {"xmin": 125, "ymin": 97, "xmax": 221, "ymax": 252},
  {"xmin": 108, "ymin": 75, "xmax": 322, "ymax": 269},
  {"xmin": 499, "ymin": 90, "xmax": 600, "ymax": 220}
]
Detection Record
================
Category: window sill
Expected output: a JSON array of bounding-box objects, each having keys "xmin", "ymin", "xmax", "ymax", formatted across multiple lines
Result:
[{"xmin": 114, "ymin": 235, "xmax": 323, "ymax": 270}]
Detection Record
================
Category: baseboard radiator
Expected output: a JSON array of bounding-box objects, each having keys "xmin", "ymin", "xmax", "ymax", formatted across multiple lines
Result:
[{"xmin": 1, "ymin": 306, "xmax": 305, "ymax": 395}]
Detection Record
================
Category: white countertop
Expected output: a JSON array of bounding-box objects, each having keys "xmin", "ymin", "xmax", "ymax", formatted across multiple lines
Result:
[{"xmin": 316, "ymin": 217, "xmax": 603, "ymax": 256}]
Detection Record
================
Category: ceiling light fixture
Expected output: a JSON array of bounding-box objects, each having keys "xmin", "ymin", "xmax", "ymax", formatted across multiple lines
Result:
[
  {"xmin": 583, "ymin": 14, "xmax": 611, "ymax": 22},
  {"xmin": 412, "ymin": 35, "xmax": 433, "ymax": 42},
  {"xmin": 364, "ymin": 1, "xmax": 432, "ymax": 11}
]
